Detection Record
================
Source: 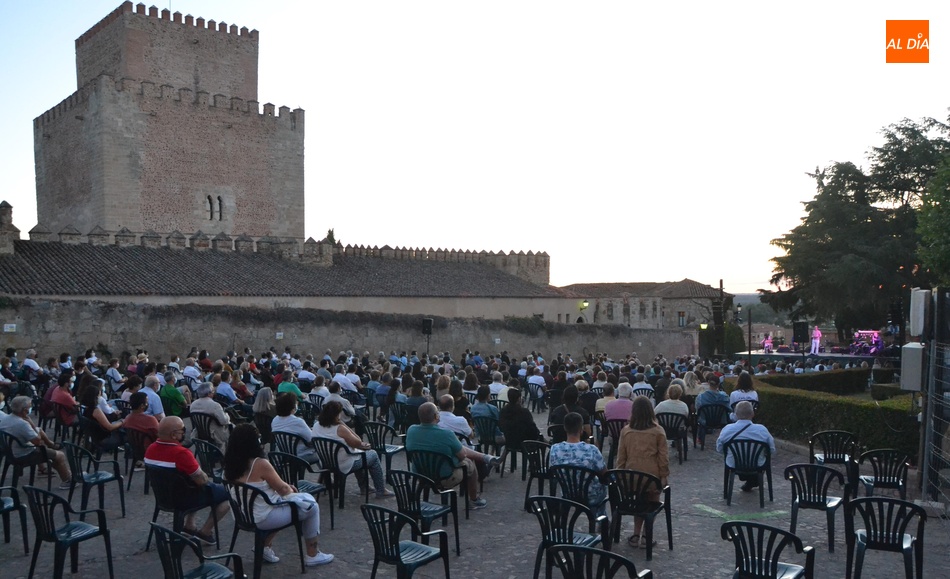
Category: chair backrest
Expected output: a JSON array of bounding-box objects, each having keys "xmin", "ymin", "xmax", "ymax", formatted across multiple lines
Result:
[
  {"xmin": 721, "ymin": 521, "xmax": 806, "ymax": 578},
  {"xmin": 308, "ymin": 392, "xmax": 325, "ymax": 411},
  {"xmin": 363, "ymin": 421, "xmax": 399, "ymax": 451},
  {"xmin": 546, "ymin": 544, "xmax": 647, "ymax": 579},
  {"xmin": 271, "ymin": 431, "xmax": 311, "ymax": 456},
  {"xmin": 23, "ymin": 485, "xmax": 73, "ymax": 541},
  {"xmin": 400, "ymin": 403, "xmax": 421, "ymax": 431},
  {"xmin": 784, "ymin": 463, "xmax": 844, "ymax": 507},
  {"xmin": 632, "ymin": 387, "xmax": 654, "ymax": 400},
  {"xmin": 150, "ymin": 522, "xmax": 200, "ymax": 579},
  {"xmin": 723, "ymin": 439, "xmax": 771, "ymax": 473},
  {"xmin": 125, "ymin": 428, "xmax": 156, "ymax": 462},
  {"xmin": 730, "ymin": 400, "xmax": 760, "ymax": 412},
  {"xmin": 112, "ymin": 399, "xmax": 131, "ymax": 417},
  {"xmin": 655, "ymin": 412, "xmax": 687, "ymax": 440},
  {"xmin": 388, "ymin": 469, "xmax": 438, "ymax": 520},
  {"xmin": 472, "ymin": 415, "xmax": 499, "ymax": 444},
  {"xmin": 859, "ymin": 449, "xmax": 909, "ymax": 485},
  {"xmin": 547, "ymin": 389, "xmax": 563, "ymax": 408},
  {"xmin": 846, "ymin": 497, "xmax": 926, "ymax": 550},
  {"xmin": 375, "ymin": 392, "xmax": 388, "ymax": 410},
  {"xmin": 253, "ymin": 413, "xmax": 273, "ymax": 444},
  {"xmin": 523, "ymin": 440, "xmax": 551, "ymax": 476},
  {"xmin": 527, "ymin": 382, "xmax": 544, "ymax": 400},
  {"xmin": 212, "ymin": 393, "xmax": 232, "ymax": 407},
  {"xmin": 0, "ymin": 430, "xmax": 30, "ymax": 461},
  {"xmin": 808, "ymin": 430, "xmax": 856, "ymax": 464},
  {"xmin": 697, "ymin": 404, "xmax": 730, "ymax": 427},
  {"xmin": 489, "ymin": 399, "xmax": 508, "ymax": 412},
  {"xmin": 590, "ymin": 386, "xmax": 605, "ymax": 399},
  {"xmin": 311, "ymin": 436, "xmax": 353, "ymax": 474},
  {"xmin": 268, "ymin": 451, "xmax": 310, "ymax": 485},
  {"xmin": 190, "ymin": 439, "xmax": 224, "ymax": 481},
  {"xmin": 225, "ymin": 481, "xmax": 279, "ymax": 532},
  {"xmin": 297, "ymin": 379, "xmax": 314, "ymax": 393},
  {"xmin": 606, "ymin": 469, "xmax": 664, "ymax": 512},
  {"xmin": 189, "ymin": 412, "xmax": 220, "ymax": 442},
  {"xmin": 146, "ymin": 466, "xmax": 203, "ymax": 512},
  {"xmin": 340, "ymin": 389, "xmax": 364, "ymax": 407},
  {"xmin": 361, "ymin": 503, "xmax": 420, "ymax": 563},
  {"xmin": 527, "ymin": 495, "xmax": 597, "ymax": 544},
  {"xmin": 549, "ymin": 464, "xmax": 604, "ymax": 505},
  {"xmin": 61, "ymin": 441, "xmax": 94, "ymax": 476},
  {"xmin": 406, "ymin": 449, "xmax": 457, "ymax": 483},
  {"xmin": 547, "ymin": 424, "xmax": 567, "ymax": 444},
  {"xmin": 297, "ymin": 400, "xmax": 319, "ymax": 427},
  {"xmin": 464, "ymin": 392, "xmax": 477, "ymax": 406},
  {"xmin": 604, "ymin": 419, "xmax": 627, "ymax": 441}
]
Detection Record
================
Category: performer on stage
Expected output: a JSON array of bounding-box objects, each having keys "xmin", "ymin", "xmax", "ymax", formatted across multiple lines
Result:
[
  {"xmin": 761, "ymin": 334, "xmax": 773, "ymax": 354},
  {"xmin": 810, "ymin": 326, "xmax": 821, "ymax": 355}
]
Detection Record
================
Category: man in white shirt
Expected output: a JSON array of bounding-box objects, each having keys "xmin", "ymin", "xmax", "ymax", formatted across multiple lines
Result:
[
  {"xmin": 437, "ymin": 395, "xmax": 472, "ymax": 438},
  {"xmin": 297, "ymin": 362, "xmax": 317, "ymax": 383},
  {"xmin": 487, "ymin": 372, "xmax": 506, "ymax": 396},
  {"xmin": 332, "ymin": 365, "xmax": 358, "ymax": 393}
]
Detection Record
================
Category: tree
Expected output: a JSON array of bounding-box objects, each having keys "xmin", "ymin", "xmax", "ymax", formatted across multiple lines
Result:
[
  {"xmin": 918, "ymin": 162, "xmax": 950, "ymax": 285},
  {"xmin": 762, "ymin": 118, "xmax": 945, "ymax": 339}
]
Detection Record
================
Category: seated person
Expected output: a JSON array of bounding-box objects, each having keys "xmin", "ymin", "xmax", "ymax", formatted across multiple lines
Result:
[
  {"xmin": 190, "ymin": 382, "xmax": 232, "ymax": 451},
  {"xmin": 549, "ymin": 411, "xmax": 607, "ymax": 513},
  {"xmin": 123, "ymin": 391, "xmax": 160, "ymax": 439},
  {"xmin": 576, "ymin": 380, "xmax": 600, "ymax": 416},
  {"xmin": 270, "ymin": 393, "xmax": 318, "ymax": 464},
  {"xmin": 470, "ymin": 386, "xmax": 505, "ymax": 446},
  {"xmin": 548, "ymin": 385, "xmax": 591, "ymax": 443},
  {"xmin": 0, "ymin": 395, "xmax": 72, "ymax": 489},
  {"xmin": 728, "ymin": 371, "xmax": 759, "ymax": 422},
  {"xmin": 717, "ymin": 401, "xmax": 775, "ymax": 491},
  {"xmin": 159, "ymin": 371, "xmax": 190, "ymax": 418},
  {"xmin": 276, "ymin": 370, "xmax": 305, "ymax": 401},
  {"xmin": 695, "ymin": 372, "xmax": 731, "ymax": 425},
  {"xmin": 144, "ymin": 416, "xmax": 231, "ymax": 545},
  {"xmin": 654, "ymin": 382, "xmax": 690, "ymax": 417},
  {"xmin": 595, "ymin": 384, "xmax": 615, "ymax": 414},
  {"xmin": 405, "ymin": 402, "xmax": 500, "ymax": 510},
  {"xmin": 498, "ymin": 388, "xmax": 543, "ymax": 450},
  {"xmin": 311, "ymin": 401, "xmax": 393, "ymax": 499}
]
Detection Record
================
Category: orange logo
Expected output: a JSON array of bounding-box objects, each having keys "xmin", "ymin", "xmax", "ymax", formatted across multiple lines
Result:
[{"xmin": 886, "ymin": 20, "xmax": 929, "ymax": 63}]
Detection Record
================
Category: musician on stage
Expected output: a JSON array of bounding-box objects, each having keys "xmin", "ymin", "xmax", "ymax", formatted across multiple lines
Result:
[{"xmin": 810, "ymin": 326, "xmax": 821, "ymax": 355}]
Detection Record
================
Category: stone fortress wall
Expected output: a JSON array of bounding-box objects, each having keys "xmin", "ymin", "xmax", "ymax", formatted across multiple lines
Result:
[{"xmin": 34, "ymin": 2, "xmax": 303, "ymax": 242}]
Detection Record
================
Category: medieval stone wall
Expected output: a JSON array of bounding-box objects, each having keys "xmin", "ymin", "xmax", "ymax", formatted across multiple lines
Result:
[
  {"xmin": 75, "ymin": 2, "xmax": 259, "ymax": 100},
  {"xmin": 0, "ymin": 299, "xmax": 696, "ymax": 364},
  {"xmin": 34, "ymin": 75, "xmax": 304, "ymax": 238}
]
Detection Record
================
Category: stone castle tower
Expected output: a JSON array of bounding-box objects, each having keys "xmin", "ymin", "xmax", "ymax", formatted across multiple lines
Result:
[{"xmin": 33, "ymin": 1, "xmax": 304, "ymax": 240}]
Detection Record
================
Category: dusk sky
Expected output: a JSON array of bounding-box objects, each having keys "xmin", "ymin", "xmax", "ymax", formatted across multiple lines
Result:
[{"xmin": 0, "ymin": 1, "xmax": 946, "ymax": 294}]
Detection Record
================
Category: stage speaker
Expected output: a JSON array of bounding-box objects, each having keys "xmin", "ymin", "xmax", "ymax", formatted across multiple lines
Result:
[
  {"xmin": 793, "ymin": 322, "xmax": 808, "ymax": 344},
  {"xmin": 422, "ymin": 318, "xmax": 433, "ymax": 335}
]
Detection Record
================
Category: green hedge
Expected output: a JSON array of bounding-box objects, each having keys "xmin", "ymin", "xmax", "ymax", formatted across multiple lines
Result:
[
  {"xmin": 740, "ymin": 378, "xmax": 919, "ymax": 463},
  {"xmin": 756, "ymin": 368, "xmax": 869, "ymax": 395},
  {"xmin": 872, "ymin": 368, "xmax": 898, "ymax": 384},
  {"xmin": 870, "ymin": 383, "xmax": 911, "ymax": 401}
]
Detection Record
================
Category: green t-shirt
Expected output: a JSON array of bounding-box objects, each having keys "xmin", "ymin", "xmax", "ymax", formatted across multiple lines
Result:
[
  {"xmin": 277, "ymin": 381, "xmax": 304, "ymax": 400},
  {"xmin": 159, "ymin": 384, "xmax": 186, "ymax": 417},
  {"xmin": 406, "ymin": 423, "xmax": 462, "ymax": 479}
]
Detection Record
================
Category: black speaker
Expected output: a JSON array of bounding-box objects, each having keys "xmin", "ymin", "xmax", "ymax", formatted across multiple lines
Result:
[
  {"xmin": 422, "ymin": 318, "xmax": 433, "ymax": 335},
  {"xmin": 793, "ymin": 322, "xmax": 808, "ymax": 344}
]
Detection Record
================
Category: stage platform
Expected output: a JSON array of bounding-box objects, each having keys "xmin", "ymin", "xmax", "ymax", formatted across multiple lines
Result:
[{"xmin": 736, "ymin": 349, "xmax": 901, "ymax": 368}]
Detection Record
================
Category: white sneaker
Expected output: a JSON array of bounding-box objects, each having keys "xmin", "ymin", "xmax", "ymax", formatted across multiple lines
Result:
[
  {"xmin": 304, "ymin": 551, "xmax": 334, "ymax": 566},
  {"xmin": 262, "ymin": 546, "xmax": 280, "ymax": 563}
]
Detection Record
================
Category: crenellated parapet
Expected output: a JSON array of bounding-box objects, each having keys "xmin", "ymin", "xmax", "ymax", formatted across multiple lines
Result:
[
  {"xmin": 76, "ymin": 2, "xmax": 258, "ymax": 50},
  {"xmin": 34, "ymin": 74, "xmax": 302, "ymax": 130}
]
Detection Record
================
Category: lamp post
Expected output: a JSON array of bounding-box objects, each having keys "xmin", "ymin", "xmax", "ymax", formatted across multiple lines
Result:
[
  {"xmin": 734, "ymin": 304, "xmax": 742, "ymax": 324},
  {"xmin": 748, "ymin": 309, "xmax": 753, "ymax": 360}
]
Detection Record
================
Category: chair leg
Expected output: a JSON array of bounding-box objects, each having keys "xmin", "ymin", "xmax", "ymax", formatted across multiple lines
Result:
[
  {"xmin": 116, "ymin": 477, "xmax": 126, "ymax": 518},
  {"xmin": 789, "ymin": 502, "xmax": 798, "ymax": 533},
  {"xmin": 452, "ymin": 501, "xmax": 460, "ymax": 556},
  {"xmin": 70, "ymin": 541, "xmax": 80, "ymax": 573},
  {"xmin": 103, "ymin": 530, "xmax": 114, "ymax": 579},
  {"xmin": 28, "ymin": 535, "xmax": 41, "ymax": 579},
  {"xmin": 915, "ymin": 542, "xmax": 924, "ymax": 579},
  {"xmin": 853, "ymin": 543, "xmax": 866, "ymax": 579},
  {"xmin": 644, "ymin": 521, "xmax": 654, "ymax": 561},
  {"xmin": 758, "ymin": 474, "xmax": 765, "ymax": 508},
  {"xmin": 52, "ymin": 542, "xmax": 68, "ymax": 579},
  {"xmin": 532, "ymin": 543, "xmax": 545, "ymax": 579},
  {"xmin": 18, "ymin": 506, "xmax": 28, "ymax": 555},
  {"xmin": 825, "ymin": 508, "xmax": 835, "ymax": 552}
]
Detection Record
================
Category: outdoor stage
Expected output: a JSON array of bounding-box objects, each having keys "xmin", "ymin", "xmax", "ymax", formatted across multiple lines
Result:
[{"xmin": 736, "ymin": 348, "xmax": 901, "ymax": 368}]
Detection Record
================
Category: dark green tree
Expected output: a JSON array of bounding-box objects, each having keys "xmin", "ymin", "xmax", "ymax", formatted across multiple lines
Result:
[
  {"xmin": 762, "ymin": 118, "xmax": 945, "ymax": 339},
  {"xmin": 918, "ymin": 162, "xmax": 950, "ymax": 285}
]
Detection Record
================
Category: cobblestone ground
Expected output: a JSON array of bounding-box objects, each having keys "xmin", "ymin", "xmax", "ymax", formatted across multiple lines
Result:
[{"xmin": 2, "ymin": 411, "xmax": 949, "ymax": 578}]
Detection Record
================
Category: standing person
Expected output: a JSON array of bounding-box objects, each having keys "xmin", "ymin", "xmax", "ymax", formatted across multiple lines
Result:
[
  {"xmin": 810, "ymin": 326, "xmax": 822, "ymax": 355},
  {"xmin": 223, "ymin": 423, "xmax": 333, "ymax": 566},
  {"xmin": 616, "ymin": 396, "xmax": 670, "ymax": 548},
  {"xmin": 717, "ymin": 401, "xmax": 775, "ymax": 492},
  {"xmin": 144, "ymin": 416, "xmax": 231, "ymax": 545},
  {"xmin": 0, "ymin": 396, "xmax": 72, "ymax": 488}
]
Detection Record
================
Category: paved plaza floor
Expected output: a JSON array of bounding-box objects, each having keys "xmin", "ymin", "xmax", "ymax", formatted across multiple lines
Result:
[{"xmin": 2, "ymin": 410, "xmax": 949, "ymax": 578}]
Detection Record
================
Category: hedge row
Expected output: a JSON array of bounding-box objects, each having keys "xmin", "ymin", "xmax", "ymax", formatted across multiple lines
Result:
[
  {"xmin": 756, "ymin": 368, "xmax": 869, "ymax": 395},
  {"xmin": 725, "ymin": 377, "xmax": 919, "ymax": 463},
  {"xmin": 870, "ymin": 383, "xmax": 911, "ymax": 401}
]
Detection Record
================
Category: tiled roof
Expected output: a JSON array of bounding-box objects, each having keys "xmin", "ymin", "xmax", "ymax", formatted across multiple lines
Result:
[
  {"xmin": 0, "ymin": 240, "xmax": 566, "ymax": 299},
  {"xmin": 561, "ymin": 279, "xmax": 730, "ymax": 300}
]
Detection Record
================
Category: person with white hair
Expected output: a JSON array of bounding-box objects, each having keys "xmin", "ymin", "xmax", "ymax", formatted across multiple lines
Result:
[
  {"xmin": 604, "ymin": 383, "xmax": 634, "ymax": 422},
  {"xmin": 716, "ymin": 401, "xmax": 774, "ymax": 492},
  {"xmin": 0, "ymin": 395, "xmax": 72, "ymax": 488}
]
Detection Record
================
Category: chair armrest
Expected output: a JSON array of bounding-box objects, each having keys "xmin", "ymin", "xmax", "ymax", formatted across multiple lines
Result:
[
  {"xmin": 75, "ymin": 507, "xmax": 109, "ymax": 529},
  {"xmin": 204, "ymin": 551, "xmax": 245, "ymax": 576},
  {"xmin": 595, "ymin": 514, "xmax": 611, "ymax": 551},
  {"xmin": 89, "ymin": 457, "xmax": 121, "ymax": 472},
  {"xmin": 638, "ymin": 569, "xmax": 654, "ymax": 579},
  {"xmin": 420, "ymin": 528, "xmax": 448, "ymax": 553},
  {"xmin": 662, "ymin": 485, "xmax": 671, "ymax": 503},
  {"xmin": 304, "ymin": 463, "xmax": 331, "ymax": 477}
]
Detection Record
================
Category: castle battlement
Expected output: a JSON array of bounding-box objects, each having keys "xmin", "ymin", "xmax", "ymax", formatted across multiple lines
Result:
[
  {"xmin": 34, "ymin": 75, "xmax": 302, "ymax": 129},
  {"xmin": 76, "ymin": 2, "xmax": 258, "ymax": 50}
]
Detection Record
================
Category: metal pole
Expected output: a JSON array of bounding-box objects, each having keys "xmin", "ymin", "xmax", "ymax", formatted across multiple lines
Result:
[{"xmin": 747, "ymin": 309, "xmax": 753, "ymax": 366}]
